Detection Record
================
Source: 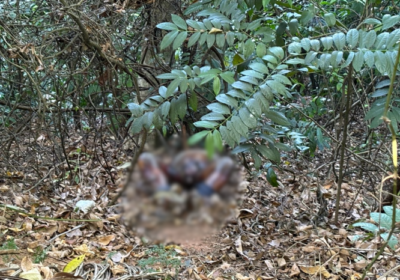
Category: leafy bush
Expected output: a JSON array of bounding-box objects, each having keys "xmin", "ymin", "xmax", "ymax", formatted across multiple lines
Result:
[{"xmin": 352, "ymin": 206, "xmax": 400, "ymax": 249}]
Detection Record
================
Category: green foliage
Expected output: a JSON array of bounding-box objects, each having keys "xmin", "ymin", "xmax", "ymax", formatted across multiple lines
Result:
[
  {"xmin": 353, "ymin": 206, "xmax": 400, "ymax": 249},
  {"xmin": 1, "ymin": 238, "xmax": 18, "ymax": 262},
  {"xmin": 127, "ymin": 0, "xmax": 400, "ymax": 168},
  {"xmin": 33, "ymin": 246, "xmax": 48, "ymax": 263},
  {"xmin": 137, "ymin": 245, "xmax": 181, "ymax": 273}
]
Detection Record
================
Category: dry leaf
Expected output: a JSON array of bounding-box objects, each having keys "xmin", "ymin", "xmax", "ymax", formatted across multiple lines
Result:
[
  {"xmin": 19, "ymin": 269, "xmax": 42, "ymax": 280},
  {"xmin": 97, "ymin": 235, "xmax": 115, "ymax": 246},
  {"xmin": 290, "ymin": 264, "xmax": 300, "ymax": 277},
  {"xmin": 299, "ymin": 266, "xmax": 331, "ymax": 278},
  {"xmin": 20, "ymin": 256, "xmax": 33, "ymax": 272}
]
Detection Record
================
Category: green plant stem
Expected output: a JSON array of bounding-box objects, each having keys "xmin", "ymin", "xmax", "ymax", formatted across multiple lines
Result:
[
  {"xmin": 360, "ymin": 41, "xmax": 400, "ymax": 280},
  {"xmin": 334, "ymin": 64, "xmax": 353, "ymax": 224}
]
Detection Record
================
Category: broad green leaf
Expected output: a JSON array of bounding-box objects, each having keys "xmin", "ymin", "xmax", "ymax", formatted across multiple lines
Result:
[
  {"xmin": 364, "ymin": 50, "xmax": 374, "ymax": 67},
  {"xmin": 249, "ymin": 62, "xmax": 269, "ymax": 74},
  {"xmin": 324, "ymin": 13, "xmax": 336, "ymax": 26},
  {"xmin": 201, "ymin": 112, "xmax": 225, "ymax": 121},
  {"xmin": 254, "ymin": 92, "xmax": 270, "ymax": 112},
  {"xmin": 199, "ymin": 32, "xmax": 208, "ymax": 45},
  {"xmin": 256, "ymin": 43, "xmax": 267, "ymax": 57},
  {"xmin": 231, "ymin": 144, "xmax": 252, "ymax": 154},
  {"xmin": 219, "ymin": 125, "xmax": 235, "ymax": 147},
  {"xmin": 382, "ymin": 14, "xmax": 400, "ymax": 30},
  {"xmin": 352, "ymin": 51, "xmax": 364, "ymax": 72},
  {"xmin": 220, "ymin": 72, "xmax": 235, "ymax": 84},
  {"xmin": 166, "ymin": 78, "xmax": 181, "ymax": 97},
  {"xmin": 262, "ymin": 54, "xmax": 277, "ymax": 64},
  {"xmin": 341, "ymin": 52, "xmax": 354, "ymax": 69},
  {"xmin": 310, "ymin": 39, "xmax": 320, "ymax": 51},
  {"xmin": 383, "ymin": 206, "xmax": 400, "ymax": 223},
  {"xmin": 188, "ymin": 130, "xmax": 209, "ymax": 145},
  {"xmin": 160, "ymin": 101, "xmax": 171, "ymax": 118},
  {"xmin": 188, "ymin": 92, "xmax": 198, "ymax": 111},
  {"xmin": 213, "ymin": 130, "xmax": 223, "ymax": 152},
  {"xmin": 321, "ymin": 36, "xmax": 333, "ymax": 50},
  {"xmin": 227, "ymin": 89, "xmax": 246, "ymax": 99},
  {"xmin": 370, "ymin": 212, "xmax": 392, "ymax": 230},
  {"xmin": 380, "ymin": 233, "xmax": 398, "ymax": 249},
  {"xmin": 251, "ymin": 149, "xmax": 262, "ymax": 169},
  {"xmin": 353, "ymin": 222, "xmax": 378, "ymax": 233},
  {"xmin": 239, "ymin": 107, "xmax": 257, "ymax": 128},
  {"xmin": 240, "ymin": 70, "xmax": 264, "ymax": 79},
  {"xmin": 333, "ymin": 32, "xmax": 346, "ymax": 50},
  {"xmin": 157, "ymin": 73, "xmax": 179, "ymax": 79},
  {"xmin": 160, "ymin": 30, "xmax": 179, "ymax": 50},
  {"xmin": 194, "ymin": 120, "xmax": 218, "ymax": 129},
  {"xmin": 268, "ymin": 46, "xmax": 284, "ymax": 60},
  {"xmin": 216, "ymin": 33, "xmax": 225, "ymax": 48},
  {"xmin": 180, "ymin": 78, "xmax": 188, "ymax": 93},
  {"xmin": 266, "ymin": 110, "xmax": 291, "ymax": 126},
  {"xmin": 233, "ymin": 53, "xmax": 245, "ymax": 65},
  {"xmin": 205, "ymin": 132, "xmax": 215, "ymax": 158},
  {"xmin": 207, "ymin": 103, "xmax": 231, "ymax": 114},
  {"xmin": 171, "ymin": 14, "xmax": 187, "ymax": 30},
  {"xmin": 231, "ymin": 116, "xmax": 248, "ymax": 136},
  {"xmin": 226, "ymin": 32, "xmax": 235, "ymax": 46},
  {"xmin": 127, "ymin": 103, "xmax": 143, "ymax": 117},
  {"xmin": 365, "ymin": 105, "xmax": 384, "ymax": 120},
  {"xmin": 301, "ymin": 38, "xmax": 311, "ymax": 52},
  {"xmin": 156, "ymin": 22, "xmax": 178, "ymax": 31},
  {"xmin": 173, "ymin": 31, "xmax": 188, "ymax": 49},
  {"xmin": 188, "ymin": 32, "xmax": 201, "ymax": 47},
  {"xmin": 207, "ymin": 33, "xmax": 216, "ymax": 48},
  {"xmin": 186, "ymin": 20, "xmax": 201, "ymax": 30},
  {"xmin": 288, "ymin": 42, "xmax": 301, "ymax": 54},
  {"xmin": 216, "ymin": 94, "xmax": 238, "ymax": 108},
  {"xmin": 288, "ymin": 19, "xmax": 298, "ymax": 35},
  {"xmin": 266, "ymin": 167, "xmax": 278, "ymax": 187},
  {"xmin": 371, "ymin": 88, "xmax": 388, "ymax": 98},
  {"xmin": 213, "ymin": 77, "xmax": 221, "ymax": 95},
  {"xmin": 226, "ymin": 121, "xmax": 241, "ymax": 143},
  {"xmin": 364, "ymin": 30, "xmax": 377, "ymax": 49},
  {"xmin": 387, "ymin": 29, "xmax": 400, "ymax": 50},
  {"xmin": 286, "ymin": 58, "xmax": 305, "ymax": 64},
  {"xmin": 244, "ymin": 39, "xmax": 255, "ymax": 58},
  {"xmin": 346, "ymin": 29, "xmax": 359, "ymax": 49},
  {"xmin": 245, "ymin": 98, "xmax": 262, "ymax": 116},
  {"xmin": 232, "ymin": 81, "xmax": 253, "ymax": 92},
  {"xmin": 363, "ymin": 18, "xmax": 381, "ymax": 25},
  {"xmin": 375, "ymin": 32, "xmax": 389, "ymax": 50},
  {"xmin": 176, "ymin": 94, "xmax": 187, "ymax": 119},
  {"xmin": 240, "ymin": 75, "xmax": 259, "ymax": 85}
]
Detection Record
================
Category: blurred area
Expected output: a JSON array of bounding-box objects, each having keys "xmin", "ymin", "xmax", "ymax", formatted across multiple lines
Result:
[{"xmin": 120, "ymin": 139, "xmax": 242, "ymax": 244}]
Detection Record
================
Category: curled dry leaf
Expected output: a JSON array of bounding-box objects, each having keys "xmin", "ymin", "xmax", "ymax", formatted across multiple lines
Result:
[
  {"xmin": 97, "ymin": 234, "xmax": 115, "ymax": 246},
  {"xmin": 49, "ymin": 272, "xmax": 83, "ymax": 280}
]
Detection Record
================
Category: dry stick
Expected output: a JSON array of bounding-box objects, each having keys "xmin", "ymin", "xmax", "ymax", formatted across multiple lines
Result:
[
  {"xmin": 360, "ymin": 42, "xmax": 400, "ymax": 280},
  {"xmin": 334, "ymin": 65, "xmax": 353, "ymax": 224}
]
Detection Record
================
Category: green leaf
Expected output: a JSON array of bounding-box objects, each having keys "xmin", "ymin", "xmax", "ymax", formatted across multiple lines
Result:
[
  {"xmin": 188, "ymin": 32, "xmax": 201, "ymax": 47},
  {"xmin": 173, "ymin": 31, "xmax": 188, "ymax": 49},
  {"xmin": 227, "ymin": 121, "xmax": 241, "ymax": 143},
  {"xmin": 363, "ymin": 18, "xmax": 381, "ymax": 25},
  {"xmin": 268, "ymin": 46, "xmax": 284, "ymax": 60},
  {"xmin": 127, "ymin": 103, "xmax": 143, "ymax": 117},
  {"xmin": 383, "ymin": 206, "xmax": 400, "ymax": 223},
  {"xmin": 207, "ymin": 103, "xmax": 231, "ymax": 115},
  {"xmin": 256, "ymin": 43, "xmax": 267, "ymax": 57},
  {"xmin": 321, "ymin": 37, "xmax": 333, "ymax": 50},
  {"xmin": 213, "ymin": 130, "xmax": 223, "ymax": 152},
  {"xmin": 188, "ymin": 130, "xmax": 209, "ymax": 146},
  {"xmin": 193, "ymin": 121, "xmax": 218, "ymax": 129},
  {"xmin": 243, "ymin": 39, "xmax": 255, "ymax": 58},
  {"xmin": 160, "ymin": 30, "xmax": 179, "ymax": 50},
  {"xmin": 157, "ymin": 22, "xmax": 178, "ymax": 31},
  {"xmin": 333, "ymin": 32, "xmax": 346, "ymax": 50},
  {"xmin": 171, "ymin": 14, "xmax": 187, "ymax": 30},
  {"xmin": 201, "ymin": 112, "xmax": 225, "ymax": 121},
  {"xmin": 216, "ymin": 33, "xmax": 225, "ymax": 48},
  {"xmin": 231, "ymin": 116, "xmax": 248, "ymax": 136},
  {"xmin": 346, "ymin": 29, "xmax": 359, "ymax": 49},
  {"xmin": 188, "ymin": 92, "xmax": 198, "ymax": 111},
  {"xmin": 262, "ymin": 54, "xmax": 277, "ymax": 64},
  {"xmin": 227, "ymin": 89, "xmax": 247, "ymax": 99},
  {"xmin": 266, "ymin": 111, "xmax": 291, "ymax": 126},
  {"xmin": 266, "ymin": 167, "xmax": 278, "ymax": 187},
  {"xmin": 216, "ymin": 94, "xmax": 238, "ymax": 108},
  {"xmin": 233, "ymin": 53, "xmax": 245, "ymax": 66},
  {"xmin": 199, "ymin": 32, "xmax": 208, "ymax": 45},
  {"xmin": 160, "ymin": 101, "xmax": 171, "ymax": 118},
  {"xmin": 240, "ymin": 75, "xmax": 259, "ymax": 85},
  {"xmin": 352, "ymin": 51, "xmax": 364, "ymax": 72},
  {"xmin": 245, "ymin": 98, "xmax": 262, "ymax": 117},
  {"xmin": 370, "ymin": 212, "xmax": 392, "ymax": 230},
  {"xmin": 166, "ymin": 78, "xmax": 181, "ymax": 97},
  {"xmin": 157, "ymin": 73, "xmax": 179, "ymax": 79},
  {"xmin": 226, "ymin": 31, "xmax": 235, "ymax": 46},
  {"xmin": 249, "ymin": 62, "xmax": 269, "ymax": 74},
  {"xmin": 220, "ymin": 72, "xmax": 235, "ymax": 84},
  {"xmin": 380, "ymin": 233, "xmax": 398, "ymax": 249},
  {"xmin": 213, "ymin": 77, "xmax": 221, "ymax": 95},
  {"xmin": 176, "ymin": 94, "xmax": 187, "ymax": 119},
  {"xmin": 240, "ymin": 70, "xmax": 264, "ymax": 79},
  {"xmin": 371, "ymin": 88, "xmax": 388, "ymax": 98},
  {"xmin": 239, "ymin": 107, "xmax": 257, "ymax": 128},
  {"xmin": 365, "ymin": 105, "xmax": 384, "ymax": 120},
  {"xmin": 207, "ymin": 34, "xmax": 216, "ymax": 49},
  {"xmin": 232, "ymin": 81, "xmax": 253, "ymax": 92},
  {"xmin": 353, "ymin": 222, "xmax": 378, "ymax": 233},
  {"xmin": 186, "ymin": 20, "xmax": 201, "ymax": 30},
  {"xmin": 324, "ymin": 13, "xmax": 336, "ymax": 26},
  {"xmin": 382, "ymin": 14, "xmax": 400, "ymax": 30},
  {"xmin": 219, "ymin": 125, "xmax": 235, "ymax": 147},
  {"xmin": 205, "ymin": 132, "xmax": 215, "ymax": 158}
]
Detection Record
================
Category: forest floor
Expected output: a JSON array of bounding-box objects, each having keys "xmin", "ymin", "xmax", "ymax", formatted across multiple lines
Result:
[{"xmin": 0, "ymin": 130, "xmax": 399, "ymax": 280}]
